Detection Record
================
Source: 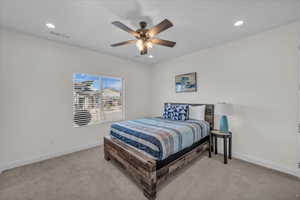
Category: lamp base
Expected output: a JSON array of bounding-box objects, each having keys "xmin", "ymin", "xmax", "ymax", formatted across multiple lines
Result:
[{"xmin": 219, "ymin": 115, "xmax": 229, "ymax": 133}]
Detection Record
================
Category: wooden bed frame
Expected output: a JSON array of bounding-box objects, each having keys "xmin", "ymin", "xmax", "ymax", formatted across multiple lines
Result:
[{"xmin": 104, "ymin": 103, "xmax": 214, "ymax": 200}]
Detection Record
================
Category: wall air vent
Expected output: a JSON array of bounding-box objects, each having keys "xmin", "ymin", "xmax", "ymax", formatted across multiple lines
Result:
[{"xmin": 49, "ymin": 31, "xmax": 70, "ymax": 39}]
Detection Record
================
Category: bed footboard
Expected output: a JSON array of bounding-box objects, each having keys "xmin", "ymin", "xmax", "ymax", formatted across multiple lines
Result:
[
  {"xmin": 104, "ymin": 136, "xmax": 208, "ymax": 200},
  {"xmin": 104, "ymin": 136, "xmax": 157, "ymax": 199}
]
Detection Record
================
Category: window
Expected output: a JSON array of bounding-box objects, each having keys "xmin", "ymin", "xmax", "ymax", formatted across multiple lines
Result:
[{"xmin": 73, "ymin": 73, "xmax": 123, "ymax": 127}]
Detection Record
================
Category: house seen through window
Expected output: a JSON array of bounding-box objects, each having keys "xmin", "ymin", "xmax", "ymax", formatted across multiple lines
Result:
[{"xmin": 73, "ymin": 73, "xmax": 123, "ymax": 127}]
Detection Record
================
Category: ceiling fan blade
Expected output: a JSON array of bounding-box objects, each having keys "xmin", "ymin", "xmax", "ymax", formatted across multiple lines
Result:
[
  {"xmin": 111, "ymin": 40, "xmax": 136, "ymax": 47},
  {"xmin": 112, "ymin": 21, "xmax": 139, "ymax": 37},
  {"xmin": 149, "ymin": 38, "xmax": 176, "ymax": 47},
  {"xmin": 147, "ymin": 19, "xmax": 173, "ymax": 37}
]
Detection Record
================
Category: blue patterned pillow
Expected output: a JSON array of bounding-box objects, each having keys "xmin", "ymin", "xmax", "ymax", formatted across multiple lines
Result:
[{"xmin": 163, "ymin": 104, "xmax": 189, "ymax": 121}]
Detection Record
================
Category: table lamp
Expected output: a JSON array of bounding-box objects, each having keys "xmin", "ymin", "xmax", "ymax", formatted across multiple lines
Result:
[{"xmin": 215, "ymin": 103, "xmax": 233, "ymax": 133}]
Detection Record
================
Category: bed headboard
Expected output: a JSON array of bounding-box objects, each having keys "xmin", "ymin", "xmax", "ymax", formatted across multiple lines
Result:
[{"xmin": 164, "ymin": 103, "xmax": 214, "ymax": 130}]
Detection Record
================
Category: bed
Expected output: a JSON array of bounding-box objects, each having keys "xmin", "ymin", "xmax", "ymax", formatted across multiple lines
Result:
[{"xmin": 104, "ymin": 103, "xmax": 214, "ymax": 200}]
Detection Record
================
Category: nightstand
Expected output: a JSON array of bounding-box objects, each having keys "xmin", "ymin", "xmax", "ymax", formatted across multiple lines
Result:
[{"xmin": 209, "ymin": 130, "xmax": 232, "ymax": 164}]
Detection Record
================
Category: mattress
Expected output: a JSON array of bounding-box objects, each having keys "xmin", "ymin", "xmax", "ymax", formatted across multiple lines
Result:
[{"xmin": 110, "ymin": 117, "xmax": 210, "ymax": 160}]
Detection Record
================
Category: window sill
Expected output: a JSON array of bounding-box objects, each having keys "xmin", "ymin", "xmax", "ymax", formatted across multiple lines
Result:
[{"xmin": 73, "ymin": 119, "xmax": 125, "ymax": 128}]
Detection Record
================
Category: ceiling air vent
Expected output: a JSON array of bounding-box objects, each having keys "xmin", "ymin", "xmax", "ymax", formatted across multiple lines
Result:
[{"xmin": 49, "ymin": 31, "xmax": 70, "ymax": 39}]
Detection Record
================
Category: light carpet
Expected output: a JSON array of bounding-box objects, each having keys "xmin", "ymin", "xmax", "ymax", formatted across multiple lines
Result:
[{"xmin": 0, "ymin": 146, "xmax": 299, "ymax": 200}]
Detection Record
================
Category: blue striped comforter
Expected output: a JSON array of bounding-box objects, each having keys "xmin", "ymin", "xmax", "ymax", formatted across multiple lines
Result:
[{"xmin": 110, "ymin": 118, "xmax": 210, "ymax": 160}]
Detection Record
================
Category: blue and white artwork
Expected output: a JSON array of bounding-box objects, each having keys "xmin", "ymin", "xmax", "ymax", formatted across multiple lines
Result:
[{"xmin": 175, "ymin": 72, "xmax": 197, "ymax": 93}]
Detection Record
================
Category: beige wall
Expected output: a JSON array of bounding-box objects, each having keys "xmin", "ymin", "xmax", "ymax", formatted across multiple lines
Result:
[
  {"xmin": 151, "ymin": 22, "xmax": 300, "ymax": 176},
  {"xmin": 0, "ymin": 29, "xmax": 151, "ymax": 171},
  {"xmin": 1, "ymin": 22, "xmax": 300, "ymax": 176}
]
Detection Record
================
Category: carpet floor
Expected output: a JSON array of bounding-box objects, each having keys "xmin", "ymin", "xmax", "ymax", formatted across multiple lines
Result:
[{"xmin": 0, "ymin": 146, "xmax": 299, "ymax": 200}]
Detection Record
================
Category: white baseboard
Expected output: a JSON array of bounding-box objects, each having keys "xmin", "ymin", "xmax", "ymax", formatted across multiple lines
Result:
[
  {"xmin": 1, "ymin": 142, "xmax": 299, "ymax": 179},
  {"xmin": 233, "ymin": 152, "xmax": 299, "ymax": 178},
  {"xmin": 0, "ymin": 141, "xmax": 102, "ymax": 173}
]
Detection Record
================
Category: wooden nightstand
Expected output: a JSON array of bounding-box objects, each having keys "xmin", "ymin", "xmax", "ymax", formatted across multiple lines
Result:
[{"xmin": 209, "ymin": 130, "xmax": 232, "ymax": 164}]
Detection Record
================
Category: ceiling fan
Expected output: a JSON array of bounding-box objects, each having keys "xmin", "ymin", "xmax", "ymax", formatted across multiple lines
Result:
[{"xmin": 111, "ymin": 19, "xmax": 176, "ymax": 55}]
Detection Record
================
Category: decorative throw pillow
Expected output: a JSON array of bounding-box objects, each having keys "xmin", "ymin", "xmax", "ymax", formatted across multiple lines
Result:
[
  {"xmin": 189, "ymin": 105, "xmax": 206, "ymax": 121},
  {"xmin": 163, "ymin": 104, "xmax": 189, "ymax": 121},
  {"xmin": 163, "ymin": 104, "xmax": 174, "ymax": 119}
]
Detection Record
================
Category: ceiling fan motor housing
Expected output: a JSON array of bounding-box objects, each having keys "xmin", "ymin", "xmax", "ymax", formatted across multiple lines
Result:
[
  {"xmin": 140, "ymin": 21, "xmax": 147, "ymax": 29},
  {"xmin": 136, "ymin": 29, "xmax": 149, "ymax": 39},
  {"xmin": 136, "ymin": 21, "xmax": 152, "ymax": 40}
]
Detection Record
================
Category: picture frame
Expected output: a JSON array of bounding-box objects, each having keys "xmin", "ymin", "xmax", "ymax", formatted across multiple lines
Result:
[{"xmin": 175, "ymin": 72, "xmax": 197, "ymax": 93}]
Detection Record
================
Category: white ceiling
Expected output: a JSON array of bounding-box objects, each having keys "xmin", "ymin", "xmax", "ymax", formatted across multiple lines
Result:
[{"xmin": 1, "ymin": 0, "xmax": 300, "ymax": 65}]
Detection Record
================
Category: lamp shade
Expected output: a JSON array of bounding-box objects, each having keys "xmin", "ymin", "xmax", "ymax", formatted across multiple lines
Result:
[{"xmin": 215, "ymin": 103, "xmax": 233, "ymax": 116}]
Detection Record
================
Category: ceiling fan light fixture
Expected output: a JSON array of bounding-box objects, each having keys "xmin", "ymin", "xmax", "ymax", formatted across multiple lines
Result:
[
  {"xmin": 136, "ymin": 39, "xmax": 144, "ymax": 51},
  {"xmin": 147, "ymin": 32, "xmax": 154, "ymax": 38},
  {"xmin": 146, "ymin": 42, "xmax": 153, "ymax": 48}
]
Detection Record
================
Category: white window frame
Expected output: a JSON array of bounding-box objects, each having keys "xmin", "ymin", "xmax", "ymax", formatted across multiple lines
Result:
[{"xmin": 73, "ymin": 73, "xmax": 125, "ymax": 127}]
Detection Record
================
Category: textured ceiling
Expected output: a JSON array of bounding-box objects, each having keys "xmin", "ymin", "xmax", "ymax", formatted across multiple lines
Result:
[{"xmin": 1, "ymin": 0, "xmax": 300, "ymax": 65}]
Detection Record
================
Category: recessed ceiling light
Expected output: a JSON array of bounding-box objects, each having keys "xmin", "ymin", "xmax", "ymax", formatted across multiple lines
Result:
[
  {"xmin": 234, "ymin": 20, "xmax": 244, "ymax": 27},
  {"xmin": 149, "ymin": 55, "xmax": 153, "ymax": 58},
  {"xmin": 46, "ymin": 23, "xmax": 55, "ymax": 29}
]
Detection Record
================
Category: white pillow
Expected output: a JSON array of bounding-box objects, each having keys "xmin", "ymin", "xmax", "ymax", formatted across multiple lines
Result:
[{"xmin": 189, "ymin": 105, "xmax": 206, "ymax": 121}]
